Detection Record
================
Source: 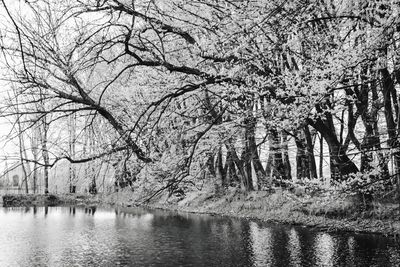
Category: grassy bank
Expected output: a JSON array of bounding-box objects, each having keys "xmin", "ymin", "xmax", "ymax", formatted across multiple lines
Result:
[
  {"xmin": 3, "ymin": 187, "xmax": 400, "ymax": 237},
  {"xmin": 105, "ymin": 186, "xmax": 400, "ymax": 237}
]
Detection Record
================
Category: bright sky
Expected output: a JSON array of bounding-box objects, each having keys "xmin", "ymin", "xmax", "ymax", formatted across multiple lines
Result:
[
  {"xmin": 0, "ymin": 81, "xmax": 19, "ymax": 167},
  {"xmin": 0, "ymin": 0, "xmax": 25, "ymax": 169}
]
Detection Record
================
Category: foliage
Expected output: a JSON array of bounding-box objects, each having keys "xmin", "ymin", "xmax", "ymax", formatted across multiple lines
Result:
[{"xmin": 0, "ymin": 0, "xmax": 400, "ymax": 201}]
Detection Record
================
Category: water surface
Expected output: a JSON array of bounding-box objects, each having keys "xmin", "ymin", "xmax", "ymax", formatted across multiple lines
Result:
[{"xmin": 0, "ymin": 206, "xmax": 399, "ymax": 266}]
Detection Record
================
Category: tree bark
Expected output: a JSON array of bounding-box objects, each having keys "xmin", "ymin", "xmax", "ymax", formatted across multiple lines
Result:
[
  {"xmin": 225, "ymin": 141, "xmax": 253, "ymax": 191},
  {"xmin": 206, "ymin": 153, "xmax": 215, "ymax": 177},
  {"xmin": 304, "ymin": 125, "xmax": 318, "ymax": 179},
  {"xmin": 270, "ymin": 129, "xmax": 287, "ymax": 181},
  {"xmin": 215, "ymin": 147, "xmax": 226, "ymax": 187},
  {"xmin": 282, "ymin": 131, "xmax": 292, "ymax": 180},
  {"xmin": 295, "ymin": 130, "xmax": 308, "ymax": 180},
  {"xmin": 39, "ymin": 119, "xmax": 50, "ymax": 194},
  {"xmin": 308, "ymin": 118, "xmax": 359, "ymax": 180},
  {"xmin": 381, "ymin": 68, "xmax": 400, "ymax": 184},
  {"xmin": 30, "ymin": 130, "xmax": 39, "ymax": 194},
  {"xmin": 68, "ymin": 107, "xmax": 77, "ymax": 193},
  {"xmin": 224, "ymin": 149, "xmax": 239, "ymax": 186},
  {"xmin": 246, "ymin": 114, "xmax": 266, "ymax": 189}
]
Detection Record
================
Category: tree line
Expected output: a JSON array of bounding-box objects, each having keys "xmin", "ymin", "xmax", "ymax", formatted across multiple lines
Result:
[{"xmin": 0, "ymin": 0, "xmax": 400, "ymax": 198}]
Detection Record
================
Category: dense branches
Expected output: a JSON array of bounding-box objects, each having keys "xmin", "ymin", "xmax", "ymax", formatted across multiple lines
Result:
[{"xmin": 1, "ymin": 0, "xmax": 400, "ymax": 197}]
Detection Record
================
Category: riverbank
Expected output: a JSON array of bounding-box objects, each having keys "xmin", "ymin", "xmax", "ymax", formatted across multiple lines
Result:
[
  {"xmin": 1, "ymin": 193, "xmax": 101, "ymax": 207},
  {"xmin": 2, "ymin": 188, "xmax": 400, "ymax": 237},
  {"xmin": 105, "ymin": 186, "xmax": 400, "ymax": 237}
]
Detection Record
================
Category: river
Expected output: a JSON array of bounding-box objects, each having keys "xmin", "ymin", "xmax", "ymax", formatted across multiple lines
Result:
[{"xmin": 0, "ymin": 206, "xmax": 399, "ymax": 266}]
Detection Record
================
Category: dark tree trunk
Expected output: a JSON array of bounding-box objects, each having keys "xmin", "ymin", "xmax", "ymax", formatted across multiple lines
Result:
[
  {"xmin": 206, "ymin": 153, "xmax": 216, "ymax": 177},
  {"xmin": 223, "ymin": 150, "xmax": 229, "ymax": 184},
  {"xmin": 271, "ymin": 130, "xmax": 283, "ymax": 180},
  {"xmin": 371, "ymin": 80, "xmax": 390, "ymax": 178},
  {"xmin": 304, "ymin": 126, "xmax": 317, "ymax": 179},
  {"xmin": 295, "ymin": 130, "xmax": 309, "ymax": 180},
  {"xmin": 381, "ymin": 68, "xmax": 400, "ymax": 186},
  {"xmin": 243, "ymin": 147, "xmax": 253, "ymax": 190},
  {"xmin": 69, "ymin": 108, "xmax": 77, "ymax": 193},
  {"xmin": 240, "ymin": 144, "xmax": 254, "ymax": 191},
  {"xmin": 224, "ymin": 149, "xmax": 239, "ymax": 186},
  {"xmin": 225, "ymin": 142, "xmax": 252, "ymax": 190},
  {"xmin": 246, "ymin": 115, "xmax": 266, "ymax": 190},
  {"xmin": 308, "ymin": 118, "xmax": 359, "ymax": 180},
  {"xmin": 268, "ymin": 130, "xmax": 290, "ymax": 183},
  {"xmin": 319, "ymin": 134, "xmax": 324, "ymax": 180},
  {"xmin": 215, "ymin": 147, "xmax": 226, "ymax": 186},
  {"xmin": 282, "ymin": 132, "xmax": 292, "ymax": 181}
]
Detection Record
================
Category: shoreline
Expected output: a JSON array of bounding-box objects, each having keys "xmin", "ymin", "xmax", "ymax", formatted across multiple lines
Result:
[
  {"xmin": 106, "ymin": 188, "xmax": 400, "ymax": 237},
  {"xmin": 2, "ymin": 190, "xmax": 400, "ymax": 237},
  {"xmin": 141, "ymin": 201, "xmax": 400, "ymax": 237}
]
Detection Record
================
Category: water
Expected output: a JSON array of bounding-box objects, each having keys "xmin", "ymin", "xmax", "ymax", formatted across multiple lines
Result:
[{"xmin": 0, "ymin": 206, "xmax": 399, "ymax": 267}]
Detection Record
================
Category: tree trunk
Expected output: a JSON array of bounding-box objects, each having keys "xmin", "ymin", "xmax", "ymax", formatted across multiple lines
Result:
[
  {"xmin": 308, "ymin": 118, "xmax": 359, "ymax": 180},
  {"xmin": 319, "ymin": 134, "xmax": 324, "ymax": 180},
  {"xmin": 38, "ymin": 117, "xmax": 50, "ymax": 194},
  {"xmin": 281, "ymin": 131, "xmax": 292, "ymax": 181},
  {"xmin": 295, "ymin": 130, "xmax": 308, "ymax": 180},
  {"xmin": 304, "ymin": 125, "xmax": 318, "ymax": 179},
  {"xmin": 206, "ymin": 153, "xmax": 215, "ymax": 177},
  {"xmin": 265, "ymin": 134, "xmax": 274, "ymax": 180},
  {"xmin": 224, "ymin": 149, "xmax": 239, "ymax": 186},
  {"xmin": 241, "ymin": 145, "xmax": 253, "ymax": 190},
  {"xmin": 215, "ymin": 147, "xmax": 226, "ymax": 187},
  {"xmin": 30, "ymin": 131, "xmax": 39, "ymax": 194},
  {"xmin": 225, "ymin": 142, "xmax": 253, "ymax": 190},
  {"xmin": 371, "ymin": 80, "xmax": 390, "ymax": 178},
  {"xmin": 269, "ymin": 129, "xmax": 288, "ymax": 182},
  {"xmin": 246, "ymin": 115, "xmax": 266, "ymax": 189},
  {"xmin": 89, "ymin": 128, "xmax": 97, "ymax": 194},
  {"xmin": 68, "ymin": 107, "xmax": 77, "ymax": 193},
  {"xmin": 381, "ymin": 68, "xmax": 400, "ymax": 184}
]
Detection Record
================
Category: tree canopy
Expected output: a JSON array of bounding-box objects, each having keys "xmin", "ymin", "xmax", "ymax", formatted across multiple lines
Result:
[{"xmin": 1, "ymin": 0, "xmax": 400, "ymax": 198}]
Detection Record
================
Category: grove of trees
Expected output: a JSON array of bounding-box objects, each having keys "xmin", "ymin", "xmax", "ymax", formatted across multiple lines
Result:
[{"xmin": 1, "ymin": 0, "xmax": 400, "ymax": 200}]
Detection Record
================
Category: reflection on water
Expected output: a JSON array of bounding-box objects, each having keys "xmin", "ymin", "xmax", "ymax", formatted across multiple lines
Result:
[
  {"xmin": 249, "ymin": 221, "xmax": 273, "ymax": 266},
  {"xmin": 0, "ymin": 206, "xmax": 399, "ymax": 267},
  {"xmin": 314, "ymin": 233, "xmax": 335, "ymax": 266},
  {"xmin": 287, "ymin": 228, "xmax": 301, "ymax": 266}
]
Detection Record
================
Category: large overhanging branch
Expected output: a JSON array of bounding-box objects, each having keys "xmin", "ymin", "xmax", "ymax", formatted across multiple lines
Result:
[
  {"xmin": 28, "ymin": 77, "xmax": 152, "ymax": 163},
  {"xmin": 21, "ymin": 145, "xmax": 129, "ymax": 168}
]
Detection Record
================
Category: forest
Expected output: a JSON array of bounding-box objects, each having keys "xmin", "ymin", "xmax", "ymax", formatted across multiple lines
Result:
[{"xmin": 0, "ymin": 0, "xmax": 400, "ymax": 206}]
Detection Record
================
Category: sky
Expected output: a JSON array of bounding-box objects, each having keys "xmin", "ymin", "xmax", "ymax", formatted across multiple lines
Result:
[
  {"xmin": 0, "ymin": 80, "xmax": 19, "ymax": 169},
  {"xmin": 0, "ymin": 0, "xmax": 27, "ymax": 169}
]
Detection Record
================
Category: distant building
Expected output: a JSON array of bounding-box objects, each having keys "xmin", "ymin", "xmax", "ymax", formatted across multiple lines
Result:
[{"xmin": 0, "ymin": 162, "xmax": 41, "ymax": 194}]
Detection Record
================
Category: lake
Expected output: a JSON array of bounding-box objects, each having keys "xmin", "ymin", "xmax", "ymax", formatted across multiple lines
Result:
[{"xmin": 0, "ymin": 206, "xmax": 399, "ymax": 266}]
